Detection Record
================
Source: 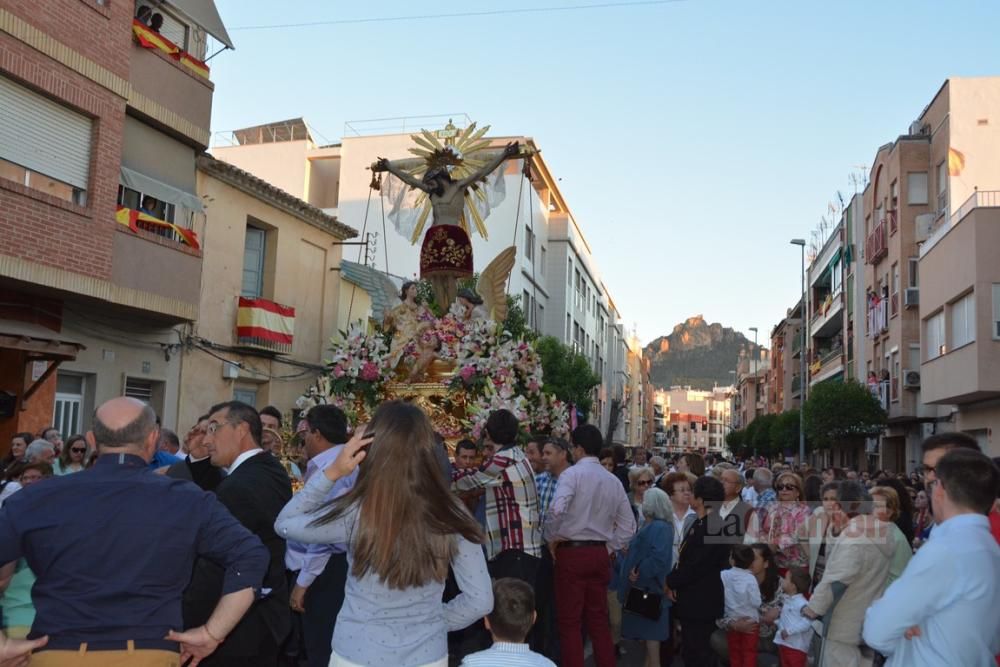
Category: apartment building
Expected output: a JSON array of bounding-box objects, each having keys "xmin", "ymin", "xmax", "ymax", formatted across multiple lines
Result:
[
  {"xmin": 213, "ymin": 118, "xmax": 632, "ymax": 429},
  {"xmin": 733, "ymin": 346, "xmax": 770, "ymax": 430},
  {"xmin": 657, "ymin": 386, "xmax": 733, "ymax": 453},
  {"xmin": 862, "ymin": 77, "xmax": 1000, "ymax": 469},
  {"xmin": 769, "ymin": 300, "xmax": 803, "ymax": 415},
  {"xmin": 0, "ymin": 0, "xmax": 232, "ymax": 442},
  {"xmin": 175, "ymin": 156, "xmax": 356, "ymax": 428}
]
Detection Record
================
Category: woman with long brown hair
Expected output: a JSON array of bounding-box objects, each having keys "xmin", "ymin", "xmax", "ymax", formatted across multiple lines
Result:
[{"xmin": 275, "ymin": 401, "xmax": 492, "ymax": 667}]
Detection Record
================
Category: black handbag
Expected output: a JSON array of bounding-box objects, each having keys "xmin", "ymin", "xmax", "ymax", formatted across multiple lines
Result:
[{"xmin": 623, "ymin": 586, "xmax": 662, "ymax": 621}]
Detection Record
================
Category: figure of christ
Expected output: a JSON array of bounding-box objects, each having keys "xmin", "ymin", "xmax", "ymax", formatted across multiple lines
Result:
[{"xmin": 374, "ymin": 141, "xmax": 520, "ymax": 309}]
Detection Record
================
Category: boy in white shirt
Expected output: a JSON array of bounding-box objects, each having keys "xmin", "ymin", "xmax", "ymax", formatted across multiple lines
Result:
[
  {"xmin": 774, "ymin": 568, "xmax": 814, "ymax": 667},
  {"xmin": 720, "ymin": 545, "xmax": 761, "ymax": 667},
  {"xmin": 461, "ymin": 578, "xmax": 555, "ymax": 667}
]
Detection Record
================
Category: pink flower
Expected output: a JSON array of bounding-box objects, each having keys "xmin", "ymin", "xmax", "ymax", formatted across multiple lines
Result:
[
  {"xmin": 333, "ymin": 365, "xmax": 346, "ymax": 378},
  {"xmin": 460, "ymin": 365, "xmax": 477, "ymax": 381},
  {"xmin": 360, "ymin": 361, "xmax": 380, "ymax": 382}
]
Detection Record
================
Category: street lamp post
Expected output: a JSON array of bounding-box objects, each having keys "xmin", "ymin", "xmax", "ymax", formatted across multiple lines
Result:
[{"xmin": 791, "ymin": 238, "xmax": 807, "ymax": 465}]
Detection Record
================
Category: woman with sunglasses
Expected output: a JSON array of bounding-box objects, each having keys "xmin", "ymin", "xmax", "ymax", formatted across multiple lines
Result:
[
  {"xmin": 628, "ymin": 467, "xmax": 656, "ymax": 524},
  {"xmin": 53, "ymin": 434, "xmax": 88, "ymax": 475},
  {"xmin": 758, "ymin": 472, "xmax": 811, "ymax": 572}
]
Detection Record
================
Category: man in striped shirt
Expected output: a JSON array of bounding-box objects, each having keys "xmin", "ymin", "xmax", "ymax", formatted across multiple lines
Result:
[{"xmin": 453, "ymin": 410, "xmax": 542, "ymax": 585}]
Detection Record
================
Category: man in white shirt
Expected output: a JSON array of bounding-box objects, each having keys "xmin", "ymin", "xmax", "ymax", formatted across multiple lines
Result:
[{"xmin": 863, "ymin": 448, "xmax": 1000, "ymax": 666}]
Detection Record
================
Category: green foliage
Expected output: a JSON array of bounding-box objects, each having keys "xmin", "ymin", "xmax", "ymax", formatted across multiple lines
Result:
[
  {"xmin": 414, "ymin": 280, "xmax": 443, "ymax": 317},
  {"xmin": 751, "ymin": 413, "xmax": 779, "ymax": 457},
  {"xmin": 803, "ymin": 380, "xmax": 887, "ymax": 450},
  {"xmin": 726, "ymin": 428, "xmax": 745, "ymax": 451},
  {"xmin": 769, "ymin": 409, "xmax": 803, "ymax": 455},
  {"xmin": 503, "ymin": 294, "xmax": 537, "ymax": 342},
  {"xmin": 535, "ymin": 335, "xmax": 601, "ymax": 419}
]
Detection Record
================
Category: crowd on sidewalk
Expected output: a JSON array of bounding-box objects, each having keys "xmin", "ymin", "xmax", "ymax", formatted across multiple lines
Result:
[{"xmin": 0, "ymin": 397, "xmax": 997, "ymax": 667}]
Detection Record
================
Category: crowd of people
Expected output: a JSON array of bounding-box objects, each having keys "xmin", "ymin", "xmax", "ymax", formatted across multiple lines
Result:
[{"xmin": 0, "ymin": 398, "xmax": 997, "ymax": 667}]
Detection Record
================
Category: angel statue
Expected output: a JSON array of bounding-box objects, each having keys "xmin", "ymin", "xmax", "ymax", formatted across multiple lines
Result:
[
  {"xmin": 382, "ymin": 280, "xmax": 434, "ymax": 367},
  {"xmin": 372, "ymin": 120, "xmax": 524, "ymax": 310}
]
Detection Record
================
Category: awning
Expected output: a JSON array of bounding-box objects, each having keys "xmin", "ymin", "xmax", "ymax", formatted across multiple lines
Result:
[
  {"xmin": 167, "ymin": 0, "xmax": 234, "ymax": 50},
  {"xmin": 826, "ymin": 249, "xmax": 842, "ymax": 276},
  {"xmin": 0, "ymin": 320, "xmax": 85, "ymax": 361},
  {"xmin": 120, "ymin": 166, "xmax": 204, "ymax": 213}
]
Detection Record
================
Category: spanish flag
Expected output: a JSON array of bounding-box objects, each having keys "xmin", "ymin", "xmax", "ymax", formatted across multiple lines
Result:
[
  {"xmin": 237, "ymin": 297, "xmax": 296, "ymax": 350},
  {"xmin": 115, "ymin": 206, "xmax": 200, "ymax": 250},
  {"xmin": 179, "ymin": 53, "xmax": 210, "ymax": 79},
  {"xmin": 132, "ymin": 20, "xmax": 180, "ymax": 57},
  {"xmin": 948, "ymin": 147, "xmax": 966, "ymax": 177}
]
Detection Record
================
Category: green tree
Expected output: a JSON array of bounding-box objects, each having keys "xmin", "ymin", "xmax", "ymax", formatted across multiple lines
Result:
[
  {"xmin": 502, "ymin": 294, "xmax": 536, "ymax": 342},
  {"xmin": 751, "ymin": 413, "xmax": 779, "ymax": 458},
  {"xmin": 535, "ymin": 336, "xmax": 601, "ymax": 419},
  {"xmin": 769, "ymin": 409, "xmax": 803, "ymax": 456},
  {"xmin": 803, "ymin": 380, "xmax": 887, "ymax": 451},
  {"xmin": 726, "ymin": 428, "xmax": 745, "ymax": 452}
]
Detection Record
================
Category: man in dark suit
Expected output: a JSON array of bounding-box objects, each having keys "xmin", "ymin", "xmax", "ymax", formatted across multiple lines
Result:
[
  {"xmin": 184, "ymin": 401, "xmax": 293, "ymax": 666},
  {"xmin": 665, "ymin": 475, "xmax": 730, "ymax": 667},
  {"xmin": 718, "ymin": 468, "xmax": 754, "ymax": 541},
  {"xmin": 166, "ymin": 414, "xmax": 224, "ymax": 492}
]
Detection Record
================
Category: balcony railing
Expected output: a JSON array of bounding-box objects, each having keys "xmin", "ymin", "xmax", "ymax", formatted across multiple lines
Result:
[
  {"xmin": 866, "ymin": 219, "xmax": 888, "ymax": 265},
  {"xmin": 867, "ymin": 297, "xmax": 888, "ymax": 339},
  {"xmin": 791, "ymin": 334, "xmax": 802, "ymax": 357},
  {"xmin": 791, "ymin": 375, "xmax": 801, "ymax": 395},
  {"xmin": 921, "ymin": 190, "xmax": 1000, "ymax": 257}
]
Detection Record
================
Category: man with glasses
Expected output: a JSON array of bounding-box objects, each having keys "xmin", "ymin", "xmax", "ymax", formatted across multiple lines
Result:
[
  {"xmin": 184, "ymin": 401, "xmax": 293, "ymax": 666},
  {"xmin": 0, "ymin": 396, "xmax": 269, "ymax": 666},
  {"xmin": 166, "ymin": 415, "xmax": 223, "ymax": 492},
  {"xmin": 718, "ymin": 469, "xmax": 753, "ymax": 540},
  {"xmin": 864, "ymin": 448, "xmax": 1000, "ymax": 666}
]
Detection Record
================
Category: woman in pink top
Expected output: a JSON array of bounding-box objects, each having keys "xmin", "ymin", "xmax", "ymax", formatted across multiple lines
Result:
[{"xmin": 761, "ymin": 473, "xmax": 811, "ymax": 572}]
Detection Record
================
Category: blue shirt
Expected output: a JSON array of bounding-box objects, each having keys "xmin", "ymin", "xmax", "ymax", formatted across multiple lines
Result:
[
  {"xmin": 460, "ymin": 642, "xmax": 557, "ymax": 666},
  {"xmin": 284, "ymin": 445, "xmax": 357, "ymax": 587},
  {"xmin": 150, "ymin": 450, "xmax": 182, "ymax": 469},
  {"xmin": 534, "ymin": 472, "xmax": 558, "ymax": 526},
  {"xmin": 276, "ymin": 472, "xmax": 493, "ymax": 666},
  {"xmin": 0, "ymin": 453, "xmax": 269, "ymax": 644},
  {"xmin": 863, "ymin": 513, "xmax": 1000, "ymax": 666}
]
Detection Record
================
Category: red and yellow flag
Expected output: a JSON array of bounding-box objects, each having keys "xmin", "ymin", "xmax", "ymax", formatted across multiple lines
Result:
[
  {"xmin": 948, "ymin": 147, "xmax": 966, "ymax": 177},
  {"xmin": 237, "ymin": 298, "xmax": 296, "ymax": 349},
  {"xmin": 132, "ymin": 20, "xmax": 180, "ymax": 57},
  {"xmin": 115, "ymin": 206, "xmax": 200, "ymax": 250},
  {"xmin": 179, "ymin": 53, "xmax": 210, "ymax": 79}
]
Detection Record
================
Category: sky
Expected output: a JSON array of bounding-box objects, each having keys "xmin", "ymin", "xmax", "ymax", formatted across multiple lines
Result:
[{"xmin": 208, "ymin": 0, "xmax": 1000, "ymax": 346}]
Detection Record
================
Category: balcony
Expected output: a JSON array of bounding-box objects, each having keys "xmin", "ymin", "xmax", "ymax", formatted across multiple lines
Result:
[
  {"xmin": 866, "ymin": 218, "xmax": 888, "ymax": 265},
  {"xmin": 921, "ymin": 190, "xmax": 1000, "ymax": 257},
  {"xmin": 129, "ymin": 25, "xmax": 215, "ymax": 146},
  {"xmin": 791, "ymin": 333, "xmax": 802, "ymax": 358},
  {"xmin": 235, "ymin": 297, "xmax": 296, "ymax": 354},
  {"xmin": 810, "ymin": 345, "xmax": 844, "ymax": 385},
  {"xmin": 810, "ymin": 292, "xmax": 843, "ymax": 338},
  {"xmin": 791, "ymin": 374, "xmax": 802, "ymax": 397},
  {"xmin": 866, "ymin": 297, "xmax": 888, "ymax": 339}
]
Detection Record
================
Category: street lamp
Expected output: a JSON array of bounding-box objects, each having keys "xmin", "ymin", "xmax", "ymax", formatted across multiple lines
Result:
[{"xmin": 791, "ymin": 238, "xmax": 807, "ymax": 465}]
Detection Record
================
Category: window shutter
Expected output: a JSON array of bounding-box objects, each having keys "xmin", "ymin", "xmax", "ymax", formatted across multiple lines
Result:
[{"xmin": 0, "ymin": 76, "xmax": 92, "ymax": 189}]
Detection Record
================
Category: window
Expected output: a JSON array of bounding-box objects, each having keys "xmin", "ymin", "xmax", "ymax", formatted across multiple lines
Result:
[
  {"xmin": 950, "ymin": 291, "xmax": 976, "ymax": 349},
  {"xmin": 908, "ymin": 258, "xmax": 919, "ymax": 288},
  {"xmin": 117, "ymin": 184, "xmax": 191, "ymax": 242},
  {"xmin": 566, "ymin": 314, "xmax": 571, "ymax": 341},
  {"xmin": 233, "ymin": 386, "xmax": 258, "ymax": 407},
  {"xmin": 890, "ymin": 180, "xmax": 898, "ymax": 210},
  {"xmin": 907, "ymin": 172, "xmax": 928, "ymax": 205},
  {"xmin": 242, "ymin": 226, "xmax": 267, "ymax": 298},
  {"xmin": 891, "ymin": 262, "xmax": 899, "ymax": 315},
  {"xmin": 537, "ymin": 303, "xmax": 544, "ymax": 331},
  {"xmin": 925, "ymin": 311, "xmax": 945, "ymax": 360},
  {"xmin": 124, "ymin": 377, "xmax": 164, "ymax": 417},
  {"xmin": 993, "ymin": 284, "xmax": 1000, "ymax": 339},
  {"xmin": 0, "ymin": 76, "xmax": 91, "ymax": 205},
  {"xmin": 524, "ymin": 226, "xmax": 535, "ymax": 262},
  {"xmin": 567, "ymin": 258, "xmax": 573, "ymax": 287},
  {"xmin": 936, "ymin": 161, "xmax": 948, "ymax": 214},
  {"xmin": 53, "ymin": 373, "xmax": 84, "ymax": 439}
]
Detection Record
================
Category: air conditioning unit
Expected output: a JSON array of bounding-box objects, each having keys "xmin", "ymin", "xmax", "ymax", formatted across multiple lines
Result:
[
  {"xmin": 902, "ymin": 369, "xmax": 921, "ymax": 389},
  {"xmin": 908, "ymin": 120, "xmax": 925, "ymax": 135},
  {"xmin": 222, "ymin": 361, "xmax": 241, "ymax": 379},
  {"xmin": 904, "ymin": 287, "xmax": 919, "ymax": 308},
  {"xmin": 914, "ymin": 213, "xmax": 936, "ymax": 242}
]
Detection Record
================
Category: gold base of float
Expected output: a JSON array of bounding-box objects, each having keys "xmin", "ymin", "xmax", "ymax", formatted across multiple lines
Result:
[{"xmin": 384, "ymin": 361, "xmax": 468, "ymax": 455}]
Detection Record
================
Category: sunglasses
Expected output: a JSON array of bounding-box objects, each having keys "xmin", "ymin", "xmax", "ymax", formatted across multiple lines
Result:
[
  {"xmin": 70, "ymin": 447, "xmax": 87, "ymax": 454},
  {"xmin": 637, "ymin": 480, "xmax": 653, "ymax": 487},
  {"xmin": 776, "ymin": 484, "xmax": 799, "ymax": 492}
]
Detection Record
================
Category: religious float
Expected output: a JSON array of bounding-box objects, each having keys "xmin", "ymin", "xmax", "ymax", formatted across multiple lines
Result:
[{"xmin": 295, "ymin": 121, "xmax": 570, "ymax": 444}]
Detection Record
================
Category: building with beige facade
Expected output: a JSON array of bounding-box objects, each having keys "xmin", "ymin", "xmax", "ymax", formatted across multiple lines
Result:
[
  {"xmin": 733, "ymin": 346, "xmax": 770, "ymax": 431},
  {"xmin": 174, "ymin": 156, "xmax": 356, "ymax": 429},
  {"xmin": 769, "ymin": 300, "xmax": 803, "ymax": 415},
  {"xmin": 212, "ymin": 117, "xmax": 634, "ymax": 433},
  {"xmin": 657, "ymin": 385, "xmax": 733, "ymax": 454},
  {"xmin": 862, "ymin": 77, "xmax": 1000, "ymax": 469}
]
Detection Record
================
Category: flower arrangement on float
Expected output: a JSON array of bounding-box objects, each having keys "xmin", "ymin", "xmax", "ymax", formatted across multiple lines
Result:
[{"xmin": 296, "ymin": 316, "xmax": 569, "ymax": 439}]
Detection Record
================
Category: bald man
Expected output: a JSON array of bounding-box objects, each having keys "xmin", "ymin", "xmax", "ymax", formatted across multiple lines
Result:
[{"xmin": 0, "ymin": 397, "xmax": 269, "ymax": 667}]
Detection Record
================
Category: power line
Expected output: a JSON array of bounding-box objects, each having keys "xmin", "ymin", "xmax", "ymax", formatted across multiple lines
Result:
[{"xmin": 229, "ymin": 0, "xmax": 691, "ymax": 31}]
